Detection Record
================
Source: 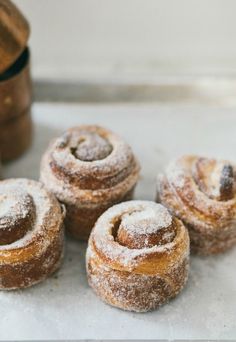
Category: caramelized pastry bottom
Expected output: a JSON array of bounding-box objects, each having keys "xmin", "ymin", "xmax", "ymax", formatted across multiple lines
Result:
[
  {"xmin": 0, "ymin": 230, "xmax": 64, "ymax": 290},
  {"xmin": 87, "ymin": 249, "xmax": 189, "ymax": 312}
]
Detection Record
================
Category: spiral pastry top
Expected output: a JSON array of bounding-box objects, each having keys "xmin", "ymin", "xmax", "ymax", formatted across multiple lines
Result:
[
  {"xmin": 0, "ymin": 178, "xmax": 65, "ymax": 290},
  {"xmin": 40, "ymin": 125, "xmax": 140, "ymax": 207},
  {"xmin": 157, "ymin": 155, "xmax": 236, "ymax": 254},
  {"xmin": 87, "ymin": 201, "xmax": 189, "ymax": 312}
]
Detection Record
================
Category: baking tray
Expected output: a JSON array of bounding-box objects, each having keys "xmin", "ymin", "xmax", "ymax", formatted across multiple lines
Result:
[{"xmin": 1, "ymin": 102, "xmax": 236, "ymax": 340}]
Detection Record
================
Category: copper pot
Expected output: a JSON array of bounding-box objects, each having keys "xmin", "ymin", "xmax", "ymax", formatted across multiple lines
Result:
[
  {"xmin": 0, "ymin": 108, "xmax": 32, "ymax": 161},
  {"xmin": 0, "ymin": 47, "xmax": 33, "ymax": 161},
  {"xmin": 0, "ymin": 0, "xmax": 30, "ymax": 74},
  {"xmin": 0, "ymin": 47, "xmax": 32, "ymax": 123}
]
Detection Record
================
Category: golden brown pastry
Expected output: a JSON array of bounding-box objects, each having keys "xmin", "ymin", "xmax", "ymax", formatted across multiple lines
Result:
[
  {"xmin": 86, "ymin": 200, "xmax": 189, "ymax": 312},
  {"xmin": 157, "ymin": 155, "xmax": 236, "ymax": 255},
  {"xmin": 40, "ymin": 125, "xmax": 140, "ymax": 241},
  {"xmin": 0, "ymin": 178, "xmax": 65, "ymax": 290}
]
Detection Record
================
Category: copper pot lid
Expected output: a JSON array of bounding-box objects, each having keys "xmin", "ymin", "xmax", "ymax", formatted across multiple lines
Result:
[{"xmin": 0, "ymin": 0, "xmax": 30, "ymax": 74}]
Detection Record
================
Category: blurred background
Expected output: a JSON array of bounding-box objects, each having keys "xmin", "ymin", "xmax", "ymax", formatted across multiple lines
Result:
[{"xmin": 13, "ymin": 0, "xmax": 236, "ymax": 82}]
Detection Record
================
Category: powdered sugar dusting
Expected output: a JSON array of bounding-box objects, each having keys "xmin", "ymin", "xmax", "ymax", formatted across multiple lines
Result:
[
  {"xmin": 71, "ymin": 131, "xmax": 113, "ymax": 161},
  {"xmin": 49, "ymin": 125, "xmax": 136, "ymax": 178},
  {"xmin": 0, "ymin": 179, "xmax": 62, "ymax": 254},
  {"xmin": 166, "ymin": 159, "xmax": 187, "ymax": 189},
  {"xmin": 0, "ymin": 197, "xmax": 13, "ymax": 217},
  {"xmin": 0, "ymin": 178, "xmax": 64, "ymax": 290},
  {"xmin": 87, "ymin": 200, "xmax": 189, "ymax": 312},
  {"xmin": 120, "ymin": 205, "xmax": 172, "ymax": 236},
  {"xmin": 0, "ymin": 189, "xmax": 35, "ymax": 241},
  {"xmin": 157, "ymin": 155, "xmax": 236, "ymax": 254},
  {"xmin": 40, "ymin": 125, "xmax": 140, "ymax": 208},
  {"xmin": 91, "ymin": 200, "xmax": 187, "ymax": 270}
]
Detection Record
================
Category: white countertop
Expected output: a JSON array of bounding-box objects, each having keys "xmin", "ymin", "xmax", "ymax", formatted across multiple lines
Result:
[{"xmin": 1, "ymin": 103, "xmax": 236, "ymax": 340}]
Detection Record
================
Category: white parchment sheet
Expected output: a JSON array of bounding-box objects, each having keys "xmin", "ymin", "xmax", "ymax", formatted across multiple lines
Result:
[{"xmin": 1, "ymin": 103, "xmax": 236, "ymax": 340}]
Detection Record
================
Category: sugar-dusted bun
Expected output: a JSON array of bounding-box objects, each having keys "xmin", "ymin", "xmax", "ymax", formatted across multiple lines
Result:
[
  {"xmin": 40, "ymin": 125, "xmax": 140, "ymax": 240},
  {"xmin": 157, "ymin": 155, "xmax": 236, "ymax": 255},
  {"xmin": 86, "ymin": 200, "xmax": 189, "ymax": 312},
  {"xmin": 0, "ymin": 178, "xmax": 65, "ymax": 290}
]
